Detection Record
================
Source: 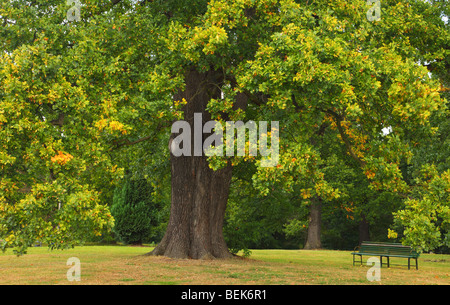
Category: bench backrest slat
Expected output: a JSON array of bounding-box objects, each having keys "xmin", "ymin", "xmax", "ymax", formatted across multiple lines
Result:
[{"xmin": 357, "ymin": 241, "xmax": 419, "ymax": 257}]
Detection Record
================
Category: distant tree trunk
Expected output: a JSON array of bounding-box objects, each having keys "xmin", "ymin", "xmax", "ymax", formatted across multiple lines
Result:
[
  {"xmin": 358, "ymin": 213, "xmax": 370, "ymax": 244},
  {"xmin": 304, "ymin": 198, "xmax": 322, "ymax": 249},
  {"xmin": 148, "ymin": 69, "xmax": 234, "ymax": 259}
]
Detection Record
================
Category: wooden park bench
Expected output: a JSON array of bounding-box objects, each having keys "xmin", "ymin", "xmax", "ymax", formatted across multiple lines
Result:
[{"xmin": 351, "ymin": 241, "xmax": 420, "ymax": 270}]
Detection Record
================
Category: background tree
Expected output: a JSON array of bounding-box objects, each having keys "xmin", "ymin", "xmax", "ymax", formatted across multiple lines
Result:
[
  {"xmin": 111, "ymin": 175, "xmax": 166, "ymax": 245},
  {"xmin": 391, "ymin": 165, "xmax": 450, "ymax": 252},
  {"xmin": 223, "ymin": 161, "xmax": 308, "ymax": 255},
  {"xmin": 386, "ymin": 1, "xmax": 450, "ymax": 253}
]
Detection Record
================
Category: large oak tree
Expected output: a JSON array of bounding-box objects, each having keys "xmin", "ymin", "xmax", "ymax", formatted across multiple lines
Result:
[{"xmin": 0, "ymin": 0, "xmax": 448, "ymax": 257}]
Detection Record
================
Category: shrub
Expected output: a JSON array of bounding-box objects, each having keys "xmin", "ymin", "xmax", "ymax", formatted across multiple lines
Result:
[{"xmin": 111, "ymin": 177, "xmax": 157, "ymax": 245}]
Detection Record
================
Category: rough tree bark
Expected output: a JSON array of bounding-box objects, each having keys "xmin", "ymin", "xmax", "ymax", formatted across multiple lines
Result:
[
  {"xmin": 147, "ymin": 69, "xmax": 234, "ymax": 259},
  {"xmin": 304, "ymin": 198, "xmax": 322, "ymax": 249}
]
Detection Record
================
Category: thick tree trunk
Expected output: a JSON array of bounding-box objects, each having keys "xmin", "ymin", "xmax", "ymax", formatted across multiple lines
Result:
[
  {"xmin": 358, "ymin": 213, "xmax": 370, "ymax": 244},
  {"xmin": 304, "ymin": 198, "xmax": 322, "ymax": 250},
  {"xmin": 148, "ymin": 69, "xmax": 233, "ymax": 259}
]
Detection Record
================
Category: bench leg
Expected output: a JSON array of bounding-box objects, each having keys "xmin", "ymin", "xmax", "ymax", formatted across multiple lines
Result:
[
  {"xmin": 415, "ymin": 258, "xmax": 418, "ymax": 270},
  {"xmin": 353, "ymin": 254, "xmax": 361, "ymax": 266},
  {"xmin": 408, "ymin": 258, "xmax": 410, "ymax": 270},
  {"xmin": 387, "ymin": 256, "xmax": 390, "ymax": 268},
  {"xmin": 353, "ymin": 254, "xmax": 362, "ymax": 266},
  {"xmin": 380, "ymin": 256, "xmax": 382, "ymax": 268}
]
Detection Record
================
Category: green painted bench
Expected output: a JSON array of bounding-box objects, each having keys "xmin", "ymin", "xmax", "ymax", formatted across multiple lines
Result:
[{"xmin": 351, "ymin": 241, "xmax": 420, "ymax": 270}]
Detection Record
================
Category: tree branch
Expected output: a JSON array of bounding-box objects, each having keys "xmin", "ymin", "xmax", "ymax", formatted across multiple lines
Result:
[
  {"xmin": 109, "ymin": 122, "xmax": 168, "ymax": 150},
  {"xmin": 326, "ymin": 110, "xmax": 367, "ymax": 167}
]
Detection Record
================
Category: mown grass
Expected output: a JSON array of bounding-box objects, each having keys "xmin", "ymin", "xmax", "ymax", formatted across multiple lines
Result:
[{"xmin": 0, "ymin": 245, "xmax": 449, "ymax": 285}]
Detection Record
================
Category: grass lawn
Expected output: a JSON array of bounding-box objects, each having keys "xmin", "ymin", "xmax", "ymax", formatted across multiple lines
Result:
[{"xmin": 0, "ymin": 245, "xmax": 449, "ymax": 285}]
